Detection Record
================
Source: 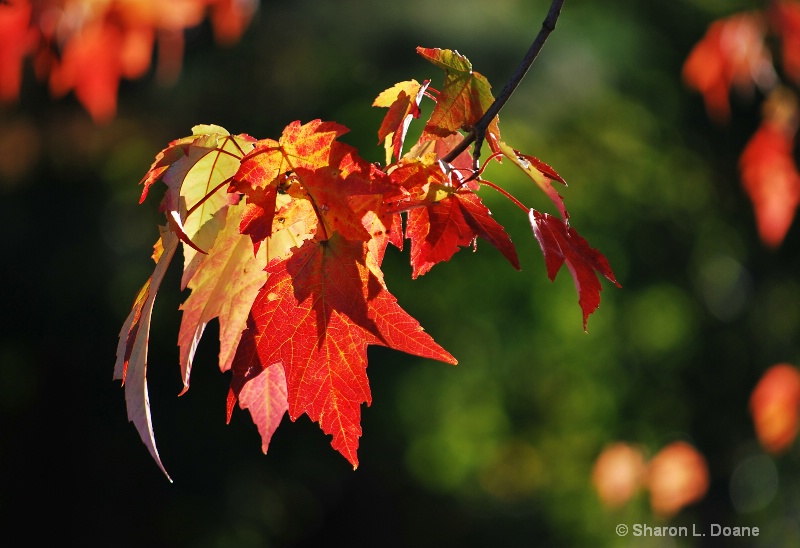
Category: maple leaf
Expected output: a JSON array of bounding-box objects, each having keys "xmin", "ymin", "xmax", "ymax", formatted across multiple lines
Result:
[
  {"xmin": 739, "ymin": 90, "xmax": 800, "ymax": 248},
  {"xmin": 407, "ymin": 189, "xmax": 520, "ymax": 278},
  {"xmin": 228, "ymin": 233, "xmax": 456, "ymax": 468},
  {"xmin": 682, "ymin": 12, "xmax": 775, "ymax": 123},
  {"xmin": 386, "ymin": 155, "xmax": 519, "ymax": 277},
  {"xmin": 227, "ymin": 350, "xmax": 289, "ymax": 455},
  {"xmin": 140, "ymin": 124, "xmax": 256, "ymax": 276},
  {"xmin": 178, "ymin": 194, "xmax": 315, "ymax": 390},
  {"xmin": 416, "ymin": 47, "xmax": 501, "ymax": 152},
  {"xmin": 114, "ymin": 227, "xmax": 179, "ymax": 481},
  {"xmin": 373, "ymin": 79, "xmax": 429, "ymax": 164},
  {"xmin": 232, "ymin": 119, "xmax": 391, "ymax": 248},
  {"xmin": 529, "ymin": 210, "xmax": 619, "ymax": 330}
]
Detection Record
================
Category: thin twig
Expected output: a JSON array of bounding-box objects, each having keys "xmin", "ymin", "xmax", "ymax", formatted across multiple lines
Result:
[{"xmin": 442, "ymin": 0, "xmax": 565, "ymax": 165}]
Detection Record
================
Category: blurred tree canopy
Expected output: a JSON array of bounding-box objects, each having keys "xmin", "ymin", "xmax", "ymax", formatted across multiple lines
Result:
[{"xmin": 3, "ymin": 0, "xmax": 800, "ymax": 546}]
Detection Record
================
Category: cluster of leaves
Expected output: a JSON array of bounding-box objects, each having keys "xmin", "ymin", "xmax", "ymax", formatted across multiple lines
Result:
[
  {"xmin": 114, "ymin": 45, "xmax": 619, "ymax": 480},
  {"xmin": 591, "ymin": 360, "xmax": 800, "ymax": 516},
  {"xmin": 591, "ymin": 440, "xmax": 709, "ymax": 518},
  {"xmin": 0, "ymin": 0, "xmax": 256, "ymax": 123},
  {"xmin": 683, "ymin": 0, "xmax": 800, "ymax": 247}
]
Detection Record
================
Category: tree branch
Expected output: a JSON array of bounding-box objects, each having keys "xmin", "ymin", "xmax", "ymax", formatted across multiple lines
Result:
[{"xmin": 442, "ymin": 0, "xmax": 565, "ymax": 165}]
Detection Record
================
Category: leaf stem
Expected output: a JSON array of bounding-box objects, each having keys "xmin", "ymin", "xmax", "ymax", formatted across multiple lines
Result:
[
  {"xmin": 479, "ymin": 179, "xmax": 529, "ymax": 213},
  {"xmin": 442, "ymin": 0, "xmax": 565, "ymax": 165}
]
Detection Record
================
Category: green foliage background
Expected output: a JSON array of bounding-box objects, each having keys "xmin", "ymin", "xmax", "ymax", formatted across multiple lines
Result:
[{"xmin": 2, "ymin": 0, "xmax": 799, "ymax": 546}]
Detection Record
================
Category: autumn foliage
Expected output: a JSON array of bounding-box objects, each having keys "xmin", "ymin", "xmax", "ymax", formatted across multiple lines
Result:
[
  {"xmin": 592, "ymin": 441, "xmax": 709, "ymax": 518},
  {"xmin": 683, "ymin": 1, "xmax": 800, "ymax": 248},
  {"xmin": 113, "ymin": 43, "xmax": 618, "ymax": 480},
  {"xmin": 0, "ymin": 0, "xmax": 256, "ymax": 123}
]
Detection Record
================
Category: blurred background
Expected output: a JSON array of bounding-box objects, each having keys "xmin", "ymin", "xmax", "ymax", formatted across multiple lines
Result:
[{"xmin": 3, "ymin": 0, "xmax": 800, "ymax": 546}]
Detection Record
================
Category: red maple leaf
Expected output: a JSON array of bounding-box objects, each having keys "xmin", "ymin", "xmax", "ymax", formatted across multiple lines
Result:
[
  {"xmin": 232, "ymin": 120, "xmax": 392, "ymax": 248},
  {"xmin": 529, "ymin": 210, "xmax": 620, "ymax": 330},
  {"xmin": 406, "ymin": 189, "xmax": 520, "ymax": 278},
  {"xmin": 228, "ymin": 233, "xmax": 456, "ymax": 468}
]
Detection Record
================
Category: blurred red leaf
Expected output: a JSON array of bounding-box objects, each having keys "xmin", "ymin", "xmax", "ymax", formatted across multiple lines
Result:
[
  {"xmin": 683, "ymin": 12, "xmax": 774, "ymax": 123},
  {"xmin": 646, "ymin": 441, "xmax": 709, "ymax": 517},
  {"xmin": 739, "ymin": 89, "xmax": 800, "ymax": 248},
  {"xmin": 750, "ymin": 363, "xmax": 800, "ymax": 454},
  {"xmin": 0, "ymin": 0, "xmax": 34, "ymax": 103},
  {"xmin": 770, "ymin": 1, "xmax": 800, "ymax": 84}
]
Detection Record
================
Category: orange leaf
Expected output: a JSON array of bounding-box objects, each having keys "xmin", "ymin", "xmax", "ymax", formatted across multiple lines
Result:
[{"xmin": 750, "ymin": 363, "xmax": 800, "ymax": 454}]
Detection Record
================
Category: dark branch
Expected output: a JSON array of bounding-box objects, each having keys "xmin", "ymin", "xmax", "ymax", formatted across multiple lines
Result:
[{"xmin": 442, "ymin": 0, "xmax": 565, "ymax": 165}]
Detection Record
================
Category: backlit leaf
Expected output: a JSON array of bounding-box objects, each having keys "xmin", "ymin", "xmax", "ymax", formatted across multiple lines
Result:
[
  {"xmin": 228, "ymin": 234, "xmax": 456, "ymax": 468},
  {"xmin": 373, "ymin": 79, "xmax": 428, "ymax": 164},
  {"xmin": 113, "ymin": 227, "xmax": 179, "ymax": 481},
  {"xmin": 417, "ymin": 47, "xmax": 501, "ymax": 152},
  {"xmin": 529, "ymin": 210, "xmax": 619, "ymax": 330}
]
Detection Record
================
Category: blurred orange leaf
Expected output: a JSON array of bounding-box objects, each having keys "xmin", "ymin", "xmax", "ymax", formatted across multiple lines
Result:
[
  {"xmin": 646, "ymin": 441, "xmax": 709, "ymax": 517},
  {"xmin": 750, "ymin": 363, "xmax": 800, "ymax": 454},
  {"xmin": 591, "ymin": 442, "xmax": 647, "ymax": 508},
  {"xmin": 2, "ymin": 0, "xmax": 257, "ymax": 123}
]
